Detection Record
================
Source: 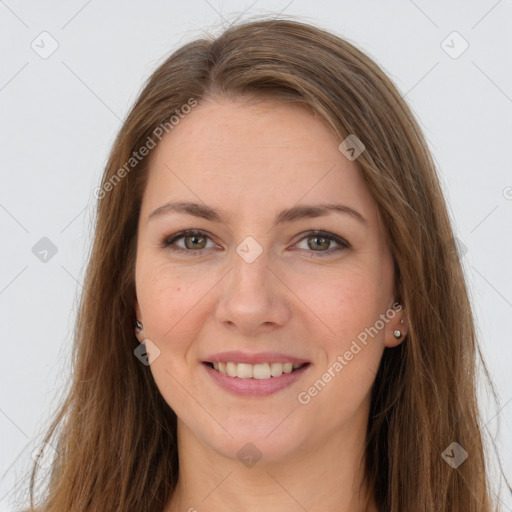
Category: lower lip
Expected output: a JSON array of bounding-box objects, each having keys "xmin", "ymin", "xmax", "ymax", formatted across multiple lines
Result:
[{"xmin": 202, "ymin": 363, "xmax": 311, "ymax": 397}]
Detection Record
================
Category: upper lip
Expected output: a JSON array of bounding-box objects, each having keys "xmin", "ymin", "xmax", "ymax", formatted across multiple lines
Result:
[{"xmin": 202, "ymin": 351, "xmax": 309, "ymax": 365}]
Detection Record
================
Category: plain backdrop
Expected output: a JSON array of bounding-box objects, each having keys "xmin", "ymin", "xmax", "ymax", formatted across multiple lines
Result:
[{"xmin": 1, "ymin": 1, "xmax": 511, "ymax": 510}]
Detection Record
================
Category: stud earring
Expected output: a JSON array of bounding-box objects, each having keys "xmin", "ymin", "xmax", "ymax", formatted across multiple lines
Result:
[
  {"xmin": 135, "ymin": 320, "xmax": 143, "ymax": 332},
  {"xmin": 393, "ymin": 330, "xmax": 402, "ymax": 338}
]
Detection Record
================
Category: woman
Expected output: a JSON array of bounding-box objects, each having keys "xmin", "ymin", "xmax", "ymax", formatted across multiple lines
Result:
[{"xmin": 23, "ymin": 16, "xmax": 508, "ymax": 512}]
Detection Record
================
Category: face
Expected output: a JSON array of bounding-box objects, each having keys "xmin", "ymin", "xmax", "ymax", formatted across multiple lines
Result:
[{"xmin": 134, "ymin": 97, "xmax": 406, "ymax": 463}]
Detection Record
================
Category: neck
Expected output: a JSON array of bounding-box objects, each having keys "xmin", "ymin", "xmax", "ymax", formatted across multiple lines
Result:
[{"xmin": 165, "ymin": 414, "xmax": 378, "ymax": 512}]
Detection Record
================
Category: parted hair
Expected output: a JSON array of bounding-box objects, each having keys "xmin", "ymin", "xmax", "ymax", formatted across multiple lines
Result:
[{"xmin": 20, "ymin": 15, "xmax": 507, "ymax": 512}]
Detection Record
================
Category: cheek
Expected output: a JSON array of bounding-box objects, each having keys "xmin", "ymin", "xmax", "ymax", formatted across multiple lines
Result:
[
  {"xmin": 136, "ymin": 257, "xmax": 218, "ymax": 353},
  {"xmin": 136, "ymin": 259, "xmax": 218, "ymax": 411},
  {"xmin": 302, "ymin": 264, "xmax": 391, "ymax": 402},
  {"xmin": 303, "ymin": 262, "xmax": 390, "ymax": 341}
]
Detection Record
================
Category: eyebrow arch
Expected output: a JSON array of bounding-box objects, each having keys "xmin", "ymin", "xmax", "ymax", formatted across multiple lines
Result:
[{"xmin": 147, "ymin": 201, "xmax": 367, "ymax": 227}]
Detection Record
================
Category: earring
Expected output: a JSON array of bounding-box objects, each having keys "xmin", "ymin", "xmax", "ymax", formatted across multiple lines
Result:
[
  {"xmin": 135, "ymin": 320, "xmax": 143, "ymax": 331},
  {"xmin": 393, "ymin": 330, "xmax": 402, "ymax": 338}
]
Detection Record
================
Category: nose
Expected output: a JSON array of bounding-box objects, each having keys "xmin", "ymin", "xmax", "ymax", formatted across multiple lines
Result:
[{"xmin": 215, "ymin": 244, "xmax": 291, "ymax": 336}]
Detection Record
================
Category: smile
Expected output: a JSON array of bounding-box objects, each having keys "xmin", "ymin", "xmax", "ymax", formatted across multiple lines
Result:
[
  {"xmin": 202, "ymin": 360, "xmax": 311, "ymax": 397},
  {"xmin": 205, "ymin": 361, "xmax": 308, "ymax": 379}
]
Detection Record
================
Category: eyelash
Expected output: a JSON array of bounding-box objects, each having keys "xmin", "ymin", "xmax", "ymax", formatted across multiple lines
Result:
[{"xmin": 160, "ymin": 229, "xmax": 350, "ymax": 257}]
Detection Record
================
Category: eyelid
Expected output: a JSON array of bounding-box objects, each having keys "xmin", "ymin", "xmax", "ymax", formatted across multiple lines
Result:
[
  {"xmin": 161, "ymin": 229, "xmax": 350, "ymax": 255},
  {"xmin": 161, "ymin": 229, "xmax": 219, "ymax": 254},
  {"xmin": 292, "ymin": 230, "xmax": 350, "ymax": 253}
]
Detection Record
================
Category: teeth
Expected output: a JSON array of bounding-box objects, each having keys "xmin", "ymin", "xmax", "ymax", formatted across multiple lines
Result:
[
  {"xmin": 226, "ymin": 362, "xmax": 237, "ymax": 377},
  {"xmin": 270, "ymin": 362, "xmax": 283, "ymax": 377},
  {"xmin": 283, "ymin": 362, "xmax": 293, "ymax": 374},
  {"xmin": 211, "ymin": 361, "xmax": 305, "ymax": 379},
  {"xmin": 236, "ymin": 363, "xmax": 253, "ymax": 379},
  {"xmin": 253, "ymin": 363, "xmax": 270, "ymax": 379}
]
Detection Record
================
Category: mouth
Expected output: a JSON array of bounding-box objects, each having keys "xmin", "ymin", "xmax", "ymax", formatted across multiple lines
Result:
[{"xmin": 202, "ymin": 361, "xmax": 310, "ymax": 379}]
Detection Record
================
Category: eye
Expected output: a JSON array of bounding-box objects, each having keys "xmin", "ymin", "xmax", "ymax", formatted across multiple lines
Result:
[
  {"xmin": 293, "ymin": 231, "xmax": 350, "ymax": 256},
  {"xmin": 161, "ymin": 230, "xmax": 218, "ymax": 255},
  {"xmin": 161, "ymin": 229, "xmax": 350, "ymax": 257}
]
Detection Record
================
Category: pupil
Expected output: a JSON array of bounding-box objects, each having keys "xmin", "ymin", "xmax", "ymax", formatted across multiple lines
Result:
[
  {"xmin": 310, "ymin": 236, "xmax": 328, "ymax": 250},
  {"xmin": 186, "ymin": 235, "xmax": 205, "ymax": 249}
]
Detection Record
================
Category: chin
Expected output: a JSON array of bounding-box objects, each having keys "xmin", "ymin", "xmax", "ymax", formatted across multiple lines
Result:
[{"xmin": 185, "ymin": 411, "xmax": 314, "ymax": 466}]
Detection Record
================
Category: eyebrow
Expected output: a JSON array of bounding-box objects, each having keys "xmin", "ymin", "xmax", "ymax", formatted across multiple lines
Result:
[{"xmin": 147, "ymin": 201, "xmax": 367, "ymax": 227}]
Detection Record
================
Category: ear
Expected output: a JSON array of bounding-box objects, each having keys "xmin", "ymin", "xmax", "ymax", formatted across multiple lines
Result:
[
  {"xmin": 133, "ymin": 299, "xmax": 145, "ymax": 343},
  {"xmin": 384, "ymin": 301, "xmax": 408, "ymax": 348}
]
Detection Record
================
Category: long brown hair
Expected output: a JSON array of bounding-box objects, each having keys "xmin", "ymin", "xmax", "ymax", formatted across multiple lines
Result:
[{"xmin": 19, "ymin": 15, "xmax": 508, "ymax": 512}]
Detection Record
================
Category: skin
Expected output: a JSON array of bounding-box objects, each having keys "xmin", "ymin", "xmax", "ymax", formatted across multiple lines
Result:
[{"xmin": 133, "ymin": 97, "xmax": 407, "ymax": 512}]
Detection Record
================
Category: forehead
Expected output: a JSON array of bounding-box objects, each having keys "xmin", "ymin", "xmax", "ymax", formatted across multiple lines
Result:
[{"xmin": 141, "ymin": 98, "xmax": 378, "ymax": 227}]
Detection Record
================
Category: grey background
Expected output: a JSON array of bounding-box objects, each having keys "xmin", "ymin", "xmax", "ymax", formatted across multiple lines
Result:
[{"xmin": 1, "ymin": 0, "xmax": 511, "ymax": 510}]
